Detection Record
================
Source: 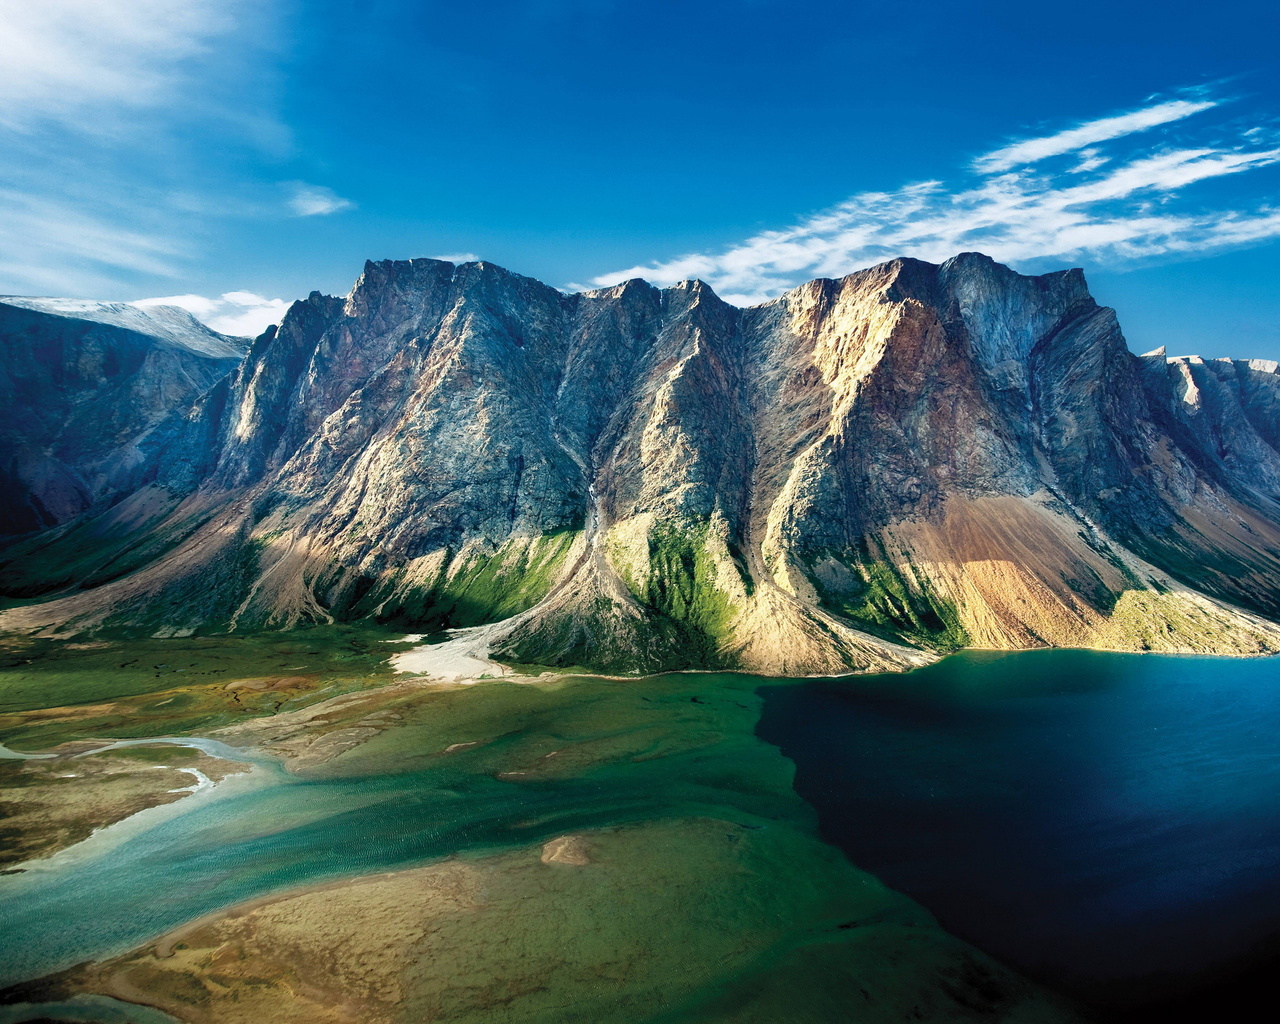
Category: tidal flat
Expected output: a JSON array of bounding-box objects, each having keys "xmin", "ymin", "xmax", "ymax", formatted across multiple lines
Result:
[{"xmin": 1, "ymin": 634, "xmax": 1279, "ymax": 1022}]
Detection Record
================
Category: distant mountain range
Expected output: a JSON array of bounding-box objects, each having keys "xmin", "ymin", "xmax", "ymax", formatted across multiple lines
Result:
[
  {"xmin": 0, "ymin": 297, "xmax": 245, "ymax": 536},
  {"xmin": 4, "ymin": 254, "xmax": 1280, "ymax": 675}
]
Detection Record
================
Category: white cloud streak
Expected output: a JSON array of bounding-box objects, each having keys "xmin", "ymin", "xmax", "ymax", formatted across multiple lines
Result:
[
  {"xmin": 589, "ymin": 96, "xmax": 1280, "ymax": 305},
  {"xmin": 287, "ymin": 183, "xmax": 354, "ymax": 217},
  {"xmin": 0, "ymin": 1, "xmax": 238, "ymax": 134},
  {"xmin": 0, "ymin": 187, "xmax": 183, "ymax": 295},
  {"xmin": 0, "ymin": 1, "xmax": 288, "ymax": 299},
  {"xmin": 974, "ymin": 98, "xmax": 1218, "ymax": 173},
  {"xmin": 133, "ymin": 291, "xmax": 290, "ymax": 337}
]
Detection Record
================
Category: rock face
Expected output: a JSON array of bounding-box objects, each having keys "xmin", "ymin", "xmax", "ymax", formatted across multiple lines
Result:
[
  {"xmin": 0, "ymin": 297, "xmax": 246, "ymax": 537},
  {"xmin": 4, "ymin": 254, "xmax": 1280, "ymax": 674}
]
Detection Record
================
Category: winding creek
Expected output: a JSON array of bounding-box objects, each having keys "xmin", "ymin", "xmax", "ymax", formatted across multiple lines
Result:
[{"xmin": 2, "ymin": 650, "xmax": 1280, "ymax": 1020}]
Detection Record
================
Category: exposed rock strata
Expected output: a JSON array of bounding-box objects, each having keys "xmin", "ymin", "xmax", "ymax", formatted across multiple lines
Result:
[{"xmin": 4, "ymin": 255, "xmax": 1280, "ymax": 673}]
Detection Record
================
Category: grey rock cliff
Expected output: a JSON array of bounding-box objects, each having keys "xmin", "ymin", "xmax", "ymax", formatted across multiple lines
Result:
[{"xmin": 4, "ymin": 255, "xmax": 1280, "ymax": 673}]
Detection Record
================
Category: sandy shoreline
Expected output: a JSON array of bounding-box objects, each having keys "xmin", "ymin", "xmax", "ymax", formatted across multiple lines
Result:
[
  {"xmin": 0, "ymin": 748, "xmax": 264, "ymax": 876},
  {"xmin": 388, "ymin": 624, "xmax": 515, "ymax": 680},
  {"xmin": 0, "ymin": 636, "xmax": 510, "ymax": 876}
]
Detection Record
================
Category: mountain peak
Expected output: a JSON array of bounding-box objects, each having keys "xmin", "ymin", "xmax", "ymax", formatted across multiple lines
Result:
[{"xmin": 6, "ymin": 252, "xmax": 1280, "ymax": 674}]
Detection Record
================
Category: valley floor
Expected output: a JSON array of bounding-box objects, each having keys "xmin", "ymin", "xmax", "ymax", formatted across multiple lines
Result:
[{"xmin": 0, "ymin": 627, "xmax": 1090, "ymax": 1024}]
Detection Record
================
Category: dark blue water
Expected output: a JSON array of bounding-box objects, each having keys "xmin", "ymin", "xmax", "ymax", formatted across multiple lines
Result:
[{"xmin": 757, "ymin": 649, "xmax": 1280, "ymax": 1019}]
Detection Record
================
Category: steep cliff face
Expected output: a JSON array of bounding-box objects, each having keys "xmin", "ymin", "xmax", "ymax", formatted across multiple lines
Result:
[
  {"xmin": 0, "ymin": 298, "xmax": 245, "ymax": 538},
  {"xmin": 4, "ymin": 255, "xmax": 1280, "ymax": 674}
]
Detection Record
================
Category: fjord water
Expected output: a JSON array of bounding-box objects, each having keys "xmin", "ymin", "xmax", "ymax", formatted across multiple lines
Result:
[
  {"xmin": 0, "ymin": 672, "xmax": 818, "ymax": 994},
  {"xmin": 758, "ymin": 650, "xmax": 1280, "ymax": 1018},
  {"xmin": 2, "ymin": 650, "xmax": 1279, "ymax": 1020}
]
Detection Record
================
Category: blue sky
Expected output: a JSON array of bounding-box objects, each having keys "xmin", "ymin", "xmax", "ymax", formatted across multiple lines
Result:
[{"xmin": 2, "ymin": 1, "xmax": 1280, "ymax": 357}]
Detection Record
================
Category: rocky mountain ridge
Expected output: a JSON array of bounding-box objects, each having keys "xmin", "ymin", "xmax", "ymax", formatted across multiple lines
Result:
[
  {"xmin": 3, "ymin": 254, "xmax": 1280, "ymax": 675},
  {"xmin": 0, "ymin": 298, "xmax": 246, "ymax": 536}
]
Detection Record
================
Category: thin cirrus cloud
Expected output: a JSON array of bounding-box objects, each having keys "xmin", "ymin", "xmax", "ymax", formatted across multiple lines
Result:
[
  {"xmin": 972, "ymin": 97, "xmax": 1218, "ymax": 173},
  {"xmin": 287, "ymin": 183, "xmax": 355, "ymax": 217},
  {"xmin": 587, "ymin": 94, "xmax": 1280, "ymax": 306},
  {"xmin": 0, "ymin": 0, "xmax": 238, "ymax": 134},
  {"xmin": 0, "ymin": 1, "xmax": 285, "ymax": 297},
  {"xmin": 0, "ymin": 187, "xmax": 184, "ymax": 296},
  {"xmin": 133, "ymin": 291, "xmax": 290, "ymax": 337}
]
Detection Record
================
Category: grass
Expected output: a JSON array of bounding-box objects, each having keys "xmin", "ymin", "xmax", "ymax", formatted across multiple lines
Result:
[
  {"xmin": 357, "ymin": 530, "xmax": 579, "ymax": 630},
  {"xmin": 808, "ymin": 544, "xmax": 969, "ymax": 652},
  {"xmin": 501, "ymin": 522, "xmax": 747, "ymax": 674},
  {"xmin": 0, "ymin": 492, "xmax": 211, "ymax": 599},
  {"xmin": 0, "ymin": 624, "xmax": 413, "ymax": 751},
  {"xmin": 504, "ymin": 603, "xmax": 722, "ymax": 675},
  {"xmin": 640, "ymin": 524, "xmax": 740, "ymax": 644},
  {"xmin": 1096, "ymin": 589, "xmax": 1280, "ymax": 654}
]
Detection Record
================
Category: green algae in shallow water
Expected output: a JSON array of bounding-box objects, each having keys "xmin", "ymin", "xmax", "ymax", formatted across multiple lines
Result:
[
  {"xmin": 0, "ymin": 666, "xmax": 1084, "ymax": 1023},
  {"xmin": 0, "ymin": 626, "xmax": 412, "ymax": 750}
]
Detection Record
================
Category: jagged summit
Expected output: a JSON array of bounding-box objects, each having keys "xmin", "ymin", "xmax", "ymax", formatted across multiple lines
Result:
[{"xmin": 4, "ymin": 252, "xmax": 1280, "ymax": 675}]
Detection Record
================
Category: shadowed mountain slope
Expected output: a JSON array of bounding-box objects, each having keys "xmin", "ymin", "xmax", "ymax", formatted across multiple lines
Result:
[
  {"xmin": 3, "ymin": 254, "xmax": 1280, "ymax": 674},
  {"xmin": 0, "ymin": 298, "xmax": 246, "ymax": 537}
]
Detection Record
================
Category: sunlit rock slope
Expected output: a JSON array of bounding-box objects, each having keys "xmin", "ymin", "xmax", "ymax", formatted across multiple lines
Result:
[{"xmin": 4, "ymin": 254, "xmax": 1280, "ymax": 674}]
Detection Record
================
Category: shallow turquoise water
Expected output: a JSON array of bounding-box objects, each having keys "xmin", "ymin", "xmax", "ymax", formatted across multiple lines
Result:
[
  {"xmin": 2, "ymin": 650, "xmax": 1279, "ymax": 1021},
  {"xmin": 0, "ymin": 672, "xmax": 800, "ymax": 989}
]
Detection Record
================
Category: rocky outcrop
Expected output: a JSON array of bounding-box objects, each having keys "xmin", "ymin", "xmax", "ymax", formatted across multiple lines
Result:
[
  {"xmin": 3, "ymin": 255, "xmax": 1280, "ymax": 674},
  {"xmin": 0, "ymin": 298, "xmax": 245, "ymax": 537}
]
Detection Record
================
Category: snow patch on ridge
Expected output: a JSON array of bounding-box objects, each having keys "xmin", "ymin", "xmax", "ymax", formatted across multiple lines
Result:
[{"xmin": 0, "ymin": 295, "xmax": 247, "ymax": 358}]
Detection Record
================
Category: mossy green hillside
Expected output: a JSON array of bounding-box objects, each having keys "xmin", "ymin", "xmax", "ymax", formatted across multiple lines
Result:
[
  {"xmin": 638, "ymin": 524, "xmax": 742, "ymax": 641},
  {"xmin": 0, "ymin": 490, "xmax": 215, "ymax": 601},
  {"xmin": 809, "ymin": 543, "xmax": 969, "ymax": 652},
  {"xmin": 353, "ymin": 531, "xmax": 579, "ymax": 630},
  {"xmin": 498, "ymin": 522, "xmax": 748, "ymax": 674},
  {"xmin": 497, "ymin": 596, "xmax": 717, "ymax": 675},
  {"xmin": 1095, "ymin": 589, "xmax": 1280, "ymax": 654}
]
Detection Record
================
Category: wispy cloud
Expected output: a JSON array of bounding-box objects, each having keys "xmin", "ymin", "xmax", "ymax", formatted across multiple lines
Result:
[
  {"xmin": 973, "ymin": 98, "xmax": 1217, "ymax": 173},
  {"xmin": 0, "ymin": 1, "xmax": 237, "ymax": 134},
  {"xmin": 588, "ymin": 94, "xmax": 1280, "ymax": 305},
  {"xmin": 431, "ymin": 252, "xmax": 481, "ymax": 263},
  {"xmin": 0, "ymin": 188, "xmax": 183, "ymax": 296},
  {"xmin": 287, "ymin": 183, "xmax": 354, "ymax": 217},
  {"xmin": 0, "ymin": 1, "xmax": 287, "ymax": 299},
  {"xmin": 133, "ymin": 291, "xmax": 289, "ymax": 337}
]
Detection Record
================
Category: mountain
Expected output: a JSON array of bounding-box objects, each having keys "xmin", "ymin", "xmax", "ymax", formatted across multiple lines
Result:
[
  {"xmin": 0, "ymin": 297, "xmax": 246, "ymax": 536},
  {"xmin": 3, "ymin": 254, "xmax": 1280, "ymax": 675}
]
